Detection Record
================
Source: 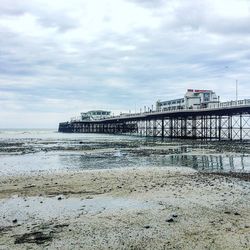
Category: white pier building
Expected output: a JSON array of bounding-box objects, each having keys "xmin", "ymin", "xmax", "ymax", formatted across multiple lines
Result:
[{"xmin": 156, "ymin": 89, "xmax": 219, "ymax": 111}]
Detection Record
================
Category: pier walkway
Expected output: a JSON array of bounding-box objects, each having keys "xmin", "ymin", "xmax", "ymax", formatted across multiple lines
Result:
[{"xmin": 59, "ymin": 99, "xmax": 250, "ymax": 141}]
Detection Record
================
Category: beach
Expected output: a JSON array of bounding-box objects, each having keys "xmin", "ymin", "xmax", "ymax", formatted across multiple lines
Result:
[
  {"xmin": 0, "ymin": 131, "xmax": 249, "ymax": 249},
  {"xmin": 0, "ymin": 167, "xmax": 249, "ymax": 249}
]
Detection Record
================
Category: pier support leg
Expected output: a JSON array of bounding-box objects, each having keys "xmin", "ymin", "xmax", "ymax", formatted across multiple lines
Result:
[
  {"xmin": 161, "ymin": 118, "xmax": 164, "ymax": 138},
  {"xmin": 192, "ymin": 117, "xmax": 196, "ymax": 139},
  {"xmin": 240, "ymin": 114, "xmax": 243, "ymax": 141},
  {"xmin": 218, "ymin": 116, "xmax": 222, "ymax": 141}
]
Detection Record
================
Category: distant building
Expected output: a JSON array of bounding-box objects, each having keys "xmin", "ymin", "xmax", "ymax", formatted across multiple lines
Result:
[
  {"xmin": 156, "ymin": 89, "xmax": 219, "ymax": 111},
  {"xmin": 80, "ymin": 110, "xmax": 111, "ymax": 121}
]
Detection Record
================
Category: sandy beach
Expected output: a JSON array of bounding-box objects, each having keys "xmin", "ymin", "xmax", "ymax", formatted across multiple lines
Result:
[{"xmin": 0, "ymin": 167, "xmax": 249, "ymax": 250}]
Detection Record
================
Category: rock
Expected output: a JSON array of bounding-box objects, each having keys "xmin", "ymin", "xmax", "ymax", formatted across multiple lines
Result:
[
  {"xmin": 57, "ymin": 197, "xmax": 62, "ymax": 200},
  {"xmin": 144, "ymin": 225, "xmax": 151, "ymax": 229},
  {"xmin": 234, "ymin": 212, "xmax": 240, "ymax": 216},
  {"xmin": 53, "ymin": 223, "xmax": 69, "ymax": 229},
  {"xmin": 12, "ymin": 219, "xmax": 18, "ymax": 223},
  {"xmin": 14, "ymin": 231, "xmax": 53, "ymax": 245},
  {"xmin": 224, "ymin": 211, "xmax": 231, "ymax": 214},
  {"xmin": 166, "ymin": 218, "xmax": 174, "ymax": 223},
  {"xmin": 172, "ymin": 214, "xmax": 178, "ymax": 218}
]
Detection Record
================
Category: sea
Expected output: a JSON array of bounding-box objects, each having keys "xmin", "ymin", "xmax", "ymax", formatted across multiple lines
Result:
[{"xmin": 0, "ymin": 129, "xmax": 249, "ymax": 175}]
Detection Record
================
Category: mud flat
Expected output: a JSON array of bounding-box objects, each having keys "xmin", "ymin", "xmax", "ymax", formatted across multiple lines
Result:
[{"xmin": 0, "ymin": 167, "xmax": 249, "ymax": 250}]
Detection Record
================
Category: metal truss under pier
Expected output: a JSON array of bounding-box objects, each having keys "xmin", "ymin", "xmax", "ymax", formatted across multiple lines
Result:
[{"xmin": 59, "ymin": 105, "xmax": 250, "ymax": 141}]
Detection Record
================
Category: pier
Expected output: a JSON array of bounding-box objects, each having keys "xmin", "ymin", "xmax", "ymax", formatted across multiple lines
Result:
[{"xmin": 59, "ymin": 99, "xmax": 250, "ymax": 141}]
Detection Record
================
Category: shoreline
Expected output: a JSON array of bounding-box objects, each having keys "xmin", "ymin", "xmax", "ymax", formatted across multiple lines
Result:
[{"xmin": 0, "ymin": 167, "xmax": 249, "ymax": 249}]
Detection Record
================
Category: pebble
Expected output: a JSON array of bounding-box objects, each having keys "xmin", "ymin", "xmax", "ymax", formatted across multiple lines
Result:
[{"xmin": 166, "ymin": 218, "xmax": 174, "ymax": 223}]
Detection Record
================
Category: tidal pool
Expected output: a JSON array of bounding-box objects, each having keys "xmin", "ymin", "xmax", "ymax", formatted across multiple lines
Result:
[{"xmin": 0, "ymin": 129, "xmax": 250, "ymax": 175}]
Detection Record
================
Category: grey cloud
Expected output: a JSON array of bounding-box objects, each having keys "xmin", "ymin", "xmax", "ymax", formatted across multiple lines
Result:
[
  {"xmin": 0, "ymin": 0, "xmax": 78, "ymax": 31},
  {"xmin": 169, "ymin": 1, "xmax": 250, "ymax": 35},
  {"xmin": 36, "ymin": 10, "xmax": 79, "ymax": 32},
  {"xmin": 128, "ymin": 0, "xmax": 166, "ymax": 8},
  {"xmin": 0, "ymin": 0, "xmax": 27, "ymax": 16},
  {"xmin": 38, "ymin": 17, "xmax": 78, "ymax": 32},
  {"xmin": 208, "ymin": 17, "xmax": 250, "ymax": 35}
]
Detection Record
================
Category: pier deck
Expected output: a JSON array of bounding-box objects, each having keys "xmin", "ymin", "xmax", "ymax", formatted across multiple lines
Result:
[{"xmin": 59, "ymin": 102, "xmax": 250, "ymax": 141}]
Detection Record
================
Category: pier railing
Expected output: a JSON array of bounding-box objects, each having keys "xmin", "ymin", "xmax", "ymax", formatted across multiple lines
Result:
[
  {"xmin": 108, "ymin": 99, "xmax": 250, "ymax": 120},
  {"xmin": 69, "ymin": 99, "xmax": 250, "ymax": 122},
  {"xmin": 219, "ymin": 99, "xmax": 250, "ymax": 108}
]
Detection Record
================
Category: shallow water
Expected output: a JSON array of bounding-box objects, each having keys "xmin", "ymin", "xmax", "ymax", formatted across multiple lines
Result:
[{"xmin": 0, "ymin": 129, "xmax": 249, "ymax": 175}]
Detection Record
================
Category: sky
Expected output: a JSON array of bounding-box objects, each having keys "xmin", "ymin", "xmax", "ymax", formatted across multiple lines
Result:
[{"xmin": 0, "ymin": 0, "xmax": 250, "ymax": 128}]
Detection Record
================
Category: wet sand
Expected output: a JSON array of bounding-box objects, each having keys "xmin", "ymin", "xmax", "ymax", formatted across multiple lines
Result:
[{"xmin": 0, "ymin": 167, "xmax": 249, "ymax": 250}]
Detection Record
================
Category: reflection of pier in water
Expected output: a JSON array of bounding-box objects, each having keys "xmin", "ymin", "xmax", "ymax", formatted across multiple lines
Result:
[{"xmin": 167, "ymin": 154, "xmax": 248, "ymax": 172}]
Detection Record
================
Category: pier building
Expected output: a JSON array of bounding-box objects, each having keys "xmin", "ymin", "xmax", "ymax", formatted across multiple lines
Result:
[
  {"xmin": 70, "ymin": 110, "xmax": 111, "ymax": 122},
  {"xmin": 156, "ymin": 89, "xmax": 219, "ymax": 112},
  {"xmin": 80, "ymin": 110, "xmax": 111, "ymax": 121}
]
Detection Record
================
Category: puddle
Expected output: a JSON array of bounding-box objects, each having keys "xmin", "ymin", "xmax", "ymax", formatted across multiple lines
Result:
[
  {"xmin": 0, "ymin": 195, "xmax": 154, "ymax": 226},
  {"xmin": 163, "ymin": 153, "xmax": 250, "ymax": 172}
]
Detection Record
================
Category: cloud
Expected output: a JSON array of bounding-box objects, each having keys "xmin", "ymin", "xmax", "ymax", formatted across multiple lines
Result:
[
  {"xmin": 167, "ymin": 0, "xmax": 250, "ymax": 35},
  {"xmin": 0, "ymin": 0, "xmax": 250, "ymax": 128},
  {"xmin": 127, "ymin": 0, "xmax": 166, "ymax": 8}
]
